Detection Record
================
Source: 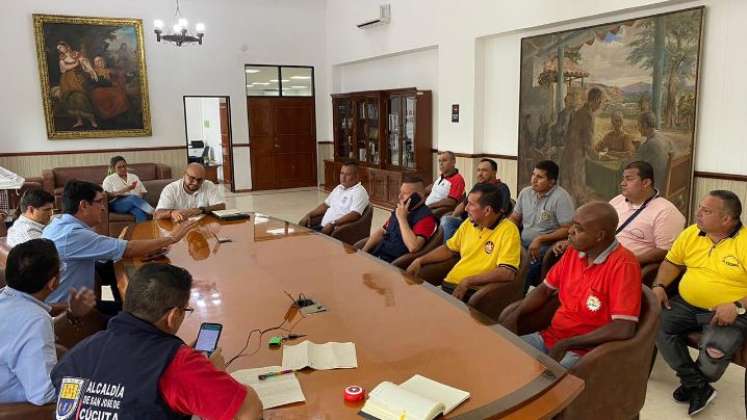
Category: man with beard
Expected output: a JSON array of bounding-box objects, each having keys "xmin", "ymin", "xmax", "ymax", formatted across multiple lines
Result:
[{"xmin": 155, "ymin": 163, "xmax": 226, "ymax": 222}]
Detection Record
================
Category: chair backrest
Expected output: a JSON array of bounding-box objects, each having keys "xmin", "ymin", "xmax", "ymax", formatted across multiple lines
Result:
[
  {"xmin": 560, "ymin": 287, "xmax": 660, "ymax": 420},
  {"xmin": 664, "ymin": 154, "xmax": 691, "ymax": 207},
  {"xmin": 0, "ymin": 237, "xmax": 10, "ymax": 269},
  {"xmin": 52, "ymin": 163, "xmax": 164, "ymax": 187}
]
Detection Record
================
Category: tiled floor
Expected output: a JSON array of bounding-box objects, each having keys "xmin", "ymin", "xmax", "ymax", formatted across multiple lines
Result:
[{"xmin": 225, "ymin": 187, "xmax": 745, "ymax": 419}]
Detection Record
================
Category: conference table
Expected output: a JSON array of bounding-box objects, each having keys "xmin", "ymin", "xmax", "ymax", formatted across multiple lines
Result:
[{"xmin": 115, "ymin": 214, "xmax": 583, "ymax": 419}]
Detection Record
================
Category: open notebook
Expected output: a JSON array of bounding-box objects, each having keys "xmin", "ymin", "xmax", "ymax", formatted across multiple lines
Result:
[{"xmin": 360, "ymin": 375, "xmax": 470, "ymax": 420}]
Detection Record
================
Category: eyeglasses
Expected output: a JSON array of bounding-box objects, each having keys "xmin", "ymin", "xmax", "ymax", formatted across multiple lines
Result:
[
  {"xmin": 186, "ymin": 174, "xmax": 205, "ymax": 183},
  {"xmin": 181, "ymin": 306, "xmax": 194, "ymax": 317}
]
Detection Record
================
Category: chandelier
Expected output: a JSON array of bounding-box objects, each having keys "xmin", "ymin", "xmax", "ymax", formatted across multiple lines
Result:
[{"xmin": 153, "ymin": 0, "xmax": 205, "ymax": 46}]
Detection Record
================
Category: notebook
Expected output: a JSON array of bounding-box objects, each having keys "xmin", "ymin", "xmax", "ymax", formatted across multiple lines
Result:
[
  {"xmin": 282, "ymin": 341, "xmax": 358, "ymax": 371},
  {"xmin": 360, "ymin": 375, "xmax": 470, "ymax": 420},
  {"xmin": 211, "ymin": 209, "xmax": 251, "ymax": 220},
  {"xmin": 231, "ymin": 366, "xmax": 306, "ymax": 409}
]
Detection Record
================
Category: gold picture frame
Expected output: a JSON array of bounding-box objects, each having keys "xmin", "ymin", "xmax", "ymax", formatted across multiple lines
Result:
[{"xmin": 33, "ymin": 14, "xmax": 152, "ymax": 139}]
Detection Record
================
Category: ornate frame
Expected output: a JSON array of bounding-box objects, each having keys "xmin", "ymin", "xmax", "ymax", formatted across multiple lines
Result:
[{"xmin": 33, "ymin": 14, "xmax": 152, "ymax": 139}]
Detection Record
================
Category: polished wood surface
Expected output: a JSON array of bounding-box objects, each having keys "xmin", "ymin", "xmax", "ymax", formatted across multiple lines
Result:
[{"xmin": 116, "ymin": 215, "xmax": 582, "ymax": 418}]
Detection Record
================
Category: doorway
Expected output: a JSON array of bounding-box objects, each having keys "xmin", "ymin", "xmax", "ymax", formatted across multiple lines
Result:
[
  {"xmin": 183, "ymin": 96, "xmax": 235, "ymax": 191},
  {"xmin": 245, "ymin": 64, "xmax": 317, "ymax": 190}
]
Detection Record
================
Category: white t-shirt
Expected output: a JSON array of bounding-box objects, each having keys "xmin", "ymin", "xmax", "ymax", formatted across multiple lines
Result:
[
  {"xmin": 102, "ymin": 172, "xmax": 147, "ymax": 201},
  {"xmin": 156, "ymin": 179, "xmax": 224, "ymax": 210},
  {"xmin": 321, "ymin": 182, "xmax": 369, "ymax": 226}
]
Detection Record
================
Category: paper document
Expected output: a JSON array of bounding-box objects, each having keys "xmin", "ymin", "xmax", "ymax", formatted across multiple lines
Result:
[
  {"xmin": 212, "ymin": 209, "xmax": 243, "ymax": 217},
  {"xmin": 400, "ymin": 375, "xmax": 470, "ymax": 416},
  {"xmin": 100, "ymin": 286, "xmax": 115, "ymax": 302},
  {"xmin": 231, "ymin": 366, "xmax": 306, "ymax": 409},
  {"xmin": 282, "ymin": 341, "xmax": 358, "ymax": 371}
]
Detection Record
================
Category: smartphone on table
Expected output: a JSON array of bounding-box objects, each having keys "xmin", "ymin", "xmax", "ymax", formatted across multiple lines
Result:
[{"xmin": 194, "ymin": 322, "xmax": 223, "ymax": 356}]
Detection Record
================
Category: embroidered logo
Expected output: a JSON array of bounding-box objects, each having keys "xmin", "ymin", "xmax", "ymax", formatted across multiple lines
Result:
[
  {"xmin": 484, "ymin": 241, "xmax": 495, "ymax": 254},
  {"xmin": 56, "ymin": 377, "xmax": 86, "ymax": 420},
  {"xmin": 723, "ymin": 256, "xmax": 740, "ymax": 267},
  {"xmin": 586, "ymin": 295, "xmax": 602, "ymax": 312},
  {"xmin": 540, "ymin": 211, "xmax": 552, "ymax": 222}
]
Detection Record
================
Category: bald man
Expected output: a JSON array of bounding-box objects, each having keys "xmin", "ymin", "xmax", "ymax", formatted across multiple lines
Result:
[
  {"xmin": 501, "ymin": 201, "xmax": 642, "ymax": 368},
  {"xmin": 155, "ymin": 163, "xmax": 226, "ymax": 222}
]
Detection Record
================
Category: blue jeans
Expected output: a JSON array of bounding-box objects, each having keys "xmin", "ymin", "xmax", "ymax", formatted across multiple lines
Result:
[
  {"xmin": 440, "ymin": 215, "xmax": 466, "ymax": 243},
  {"xmin": 522, "ymin": 239, "xmax": 549, "ymax": 293},
  {"xmin": 110, "ymin": 195, "xmax": 154, "ymax": 222},
  {"xmin": 521, "ymin": 332, "xmax": 582, "ymax": 369}
]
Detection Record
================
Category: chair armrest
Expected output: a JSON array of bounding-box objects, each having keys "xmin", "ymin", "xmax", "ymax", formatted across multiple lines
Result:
[
  {"xmin": 468, "ymin": 279, "xmax": 523, "ymax": 321},
  {"xmin": 41, "ymin": 169, "xmax": 55, "ymax": 194},
  {"xmin": 499, "ymin": 294, "xmax": 559, "ymax": 335},
  {"xmin": 155, "ymin": 164, "xmax": 171, "ymax": 179},
  {"xmin": 308, "ymin": 214, "xmax": 323, "ymax": 226},
  {"xmin": 418, "ymin": 255, "xmax": 459, "ymax": 286},
  {"xmin": 0, "ymin": 403, "xmax": 55, "ymax": 420},
  {"xmin": 391, "ymin": 252, "xmax": 418, "ymax": 270}
]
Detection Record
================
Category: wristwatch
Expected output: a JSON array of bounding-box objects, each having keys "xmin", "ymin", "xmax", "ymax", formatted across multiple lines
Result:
[
  {"xmin": 735, "ymin": 301, "xmax": 746, "ymax": 315},
  {"xmin": 199, "ymin": 206, "xmax": 207, "ymax": 214},
  {"xmin": 652, "ymin": 283, "xmax": 666, "ymax": 290}
]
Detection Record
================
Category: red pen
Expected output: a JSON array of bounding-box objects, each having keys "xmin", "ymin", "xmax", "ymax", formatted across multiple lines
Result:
[{"xmin": 258, "ymin": 369, "xmax": 294, "ymax": 380}]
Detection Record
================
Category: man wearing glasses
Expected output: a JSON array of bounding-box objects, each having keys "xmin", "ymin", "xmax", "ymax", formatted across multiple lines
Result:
[
  {"xmin": 42, "ymin": 181, "xmax": 195, "ymax": 311},
  {"xmin": 6, "ymin": 188, "xmax": 55, "ymax": 247},
  {"xmin": 52, "ymin": 263, "xmax": 263, "ymax": 419},
  {"xmin": 155, "ymin": 163, "xmax": 226, "ymax": 222}
]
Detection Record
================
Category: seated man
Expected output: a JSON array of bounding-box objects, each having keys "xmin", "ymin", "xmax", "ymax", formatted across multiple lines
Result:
[
  {"xmin": 0, "ymin": 239, "xmax": 95, "ymax": 405},
  {"xmin": 361, "ymin": 175, "xmax": 436, "ymax": 262},
  {"xmin": 502, "ymin": 202, "xmax": 641, "ymax": 368},
  {"xmin": 42, "ymin": 181, "xmax": 195, "ymax": 310},
  {"xmin": 424, "ymin": 151, "xmax": 466, "ymax": 211},
  {"xmin": 6, "ymin": 188, "xmax": 55, "ymax": 247},
  {"xmin": 300, "ymin": 160, "xmax": 369, "ymax": 235},
  {"xmin": 553, "ymin": 161, "xmax": 685, "ymax": 265},
  {"xmin": 51, "ymin": 263, "xmax": 263, "ymax": 419},
  {"xmin": 593, "ymin": 111, "xmax": 635, "ymax": 158},
  {"xmin": 509, "ymin": 160, "xmax": 574, "ymax": 291},
  {"xmin": 440, "ymin": 158, "xmax": 505, "ymax": 241},
  {"xmin": 406, "ymin": 183, "xmax": 519, "ymax": 302},
  {"xmin": 154, "ymin": 163, "xmax": 226, "ymax": 222},
  {"xmin": 653, "ymin": 190, "xmax": 747, "ymax": 416}
]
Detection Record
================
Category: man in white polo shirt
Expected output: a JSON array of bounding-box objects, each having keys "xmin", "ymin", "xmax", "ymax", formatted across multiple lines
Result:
[
  {"xmin": 300, "ymin": 160, "xmax": 369, "ymax": 235},
  {"xmin": 154, "ymin": 163, "xmax": 226, "ymax": 222}
]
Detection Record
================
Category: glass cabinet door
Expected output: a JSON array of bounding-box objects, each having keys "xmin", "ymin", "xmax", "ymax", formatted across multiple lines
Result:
[
  {"xmin": 388, "ymin": 96, "xmax": 402, "ymax": 167},
  {"xmin": 356, "ymin": 101, "xmax": 367, "ymax": 162},
  {"xmin": 365, "ymin": 100, "xmax": 380, "ymax": 165},
  {"xmin": 403, "ymin": 95, "xmax": 417, "ymax": 169},
  {"xmin": 335, "ymin": 99, "xmax": 353, "ymax": 159}
]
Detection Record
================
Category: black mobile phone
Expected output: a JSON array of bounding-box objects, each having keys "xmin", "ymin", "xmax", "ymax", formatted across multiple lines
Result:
[
  {"xmin": 407, "ymin": 193, "xmax": 422, "ymax": 211},
  {"xmin": 194, "ymin": 322, "xmax": 223, "ymax": 355}
]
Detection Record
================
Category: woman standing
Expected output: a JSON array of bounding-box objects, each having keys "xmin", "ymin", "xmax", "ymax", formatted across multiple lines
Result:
[
  {"xmin": 56, "ymin": 41, "xmax": 98, "ymax": 129},
  {"xmin": 102, "ymin": 156, "xmax": 154, "ymax": 222}
]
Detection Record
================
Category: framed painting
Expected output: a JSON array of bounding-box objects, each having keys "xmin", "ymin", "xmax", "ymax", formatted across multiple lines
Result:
[
  {"xmin": 33, "ymin": 14, "xmax": 152, "ymax": 139},
  {"xmin": 517, "ymin": 7, "xmax": 704, "ymax": 217}
]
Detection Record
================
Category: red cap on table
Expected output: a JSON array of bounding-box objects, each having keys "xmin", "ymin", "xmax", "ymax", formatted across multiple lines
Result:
[{"xmin": 344, "ymin": 385, "xmax": 365, "ymax": 402}]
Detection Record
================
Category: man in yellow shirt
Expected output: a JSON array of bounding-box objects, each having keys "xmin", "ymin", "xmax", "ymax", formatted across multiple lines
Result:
[
  {"xmin": 406, "ymin": 182, "xmax": 520, "ymax": 302},
  {"xmin": 652, "ymin": 190, "xmax": 747, "ymax": 416}
]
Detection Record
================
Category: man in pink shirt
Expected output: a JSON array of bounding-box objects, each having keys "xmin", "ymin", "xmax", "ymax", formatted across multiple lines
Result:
[{"xmin": 553, "ymin": 161, "xmax": 685, "ymax": 264}]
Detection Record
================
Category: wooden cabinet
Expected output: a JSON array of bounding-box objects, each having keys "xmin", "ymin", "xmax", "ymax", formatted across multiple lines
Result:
[{"xmin": 325, "ymin": 88, "xmax": 432, "ymax": 208}]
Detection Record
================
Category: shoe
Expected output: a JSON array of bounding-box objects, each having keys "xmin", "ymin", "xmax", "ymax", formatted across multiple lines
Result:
[
  {"xmin": 688, "ymin": 384, "xmax": 717, "ymax": 416},
  {"xmin": 672, "ymin": 385, "xmax": 691, "ymax": 403}
]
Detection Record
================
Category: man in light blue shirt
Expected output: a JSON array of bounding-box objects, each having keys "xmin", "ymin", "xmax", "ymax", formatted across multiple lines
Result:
[
  {"xmin": 42, "ymin": 181, "xmax": 197, "ymax": 307},
  {"xmin": 0, "ymin": 239, "xmax": 95, "ymax": 405}
]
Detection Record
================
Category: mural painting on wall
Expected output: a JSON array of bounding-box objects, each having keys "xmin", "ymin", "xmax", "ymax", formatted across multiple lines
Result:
[
  {"xmin": 517, "ymin": 7, "xmax": 704, "ymax": 216},
  {"xmin": 33, "ymin": 14, "xmax": 152, "ymax": 139}
]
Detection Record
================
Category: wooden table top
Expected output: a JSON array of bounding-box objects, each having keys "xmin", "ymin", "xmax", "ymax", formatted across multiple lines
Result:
[{"xmin": 115, "ymin": 214, "xmax": 583, "ymax": 419}]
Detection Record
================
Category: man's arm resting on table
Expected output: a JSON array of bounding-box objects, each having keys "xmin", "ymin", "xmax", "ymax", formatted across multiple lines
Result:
[
  {"xmin": 154, "ymin": 208, "xmax": 199, "ymax": 220},
  {"xmin": 636, "ymin": 247, "xmax": 668, "ymax": 265},
  {"xmin": 427, "ymin": 197, "xmax": 458, "ymax": 210},
  {"xmin": 362, "ymin": 228, "xmax": 385, "ymax": 252}
]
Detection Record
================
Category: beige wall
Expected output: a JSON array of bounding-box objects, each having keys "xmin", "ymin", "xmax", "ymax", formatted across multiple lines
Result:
[{"xmin": 0, "ymin": 148, "xmax": 187, "ymax": 180}]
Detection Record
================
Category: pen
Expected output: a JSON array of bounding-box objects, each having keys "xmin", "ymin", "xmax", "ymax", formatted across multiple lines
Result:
[{"xmin": 258, "ymin": 369, "xmax": 294, "ymax": 380}]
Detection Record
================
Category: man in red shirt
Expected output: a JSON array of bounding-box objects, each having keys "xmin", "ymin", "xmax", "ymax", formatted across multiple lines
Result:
[
  {"xmin": 52, "ymin": 263, "xmax": 262, "ymax": 419},
  {"xmin": 501, "ymin": 201, "xmax": 641, "ymax": 368},
  {"xmin": 425, "ymin": 151, "xmax": 466, "ymax": 211}
]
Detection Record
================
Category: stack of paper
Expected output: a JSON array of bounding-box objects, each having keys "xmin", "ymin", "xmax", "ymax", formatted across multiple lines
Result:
[
  {"xmin": 282, "ymin": 341, "xmax": 358, "ymax": 371},
  {"xmin": 231, "ymin": 366, "xmax": 306, "ymax": 409}
]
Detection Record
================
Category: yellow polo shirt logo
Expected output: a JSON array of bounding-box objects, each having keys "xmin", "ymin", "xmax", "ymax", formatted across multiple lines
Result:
[
  {"xmin": 723, "ymin": 256, "xmax": 739, "ymax": 267},
  {"xmin": 484, "ymin": 241, "xmax": 494, "ymax": 254}
]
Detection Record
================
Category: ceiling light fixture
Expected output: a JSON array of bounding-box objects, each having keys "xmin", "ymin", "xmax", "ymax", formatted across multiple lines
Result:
[
  {"xmin": 245, "ymin": 69, "xmax": 260, "ymax": 74},
  {"xmin": 154, "ymin": 0, "xmax": 205, "ymax": 46},
  {"xmin": 290, "ymin": 76, "xmax": 311, "ymax": 80}
]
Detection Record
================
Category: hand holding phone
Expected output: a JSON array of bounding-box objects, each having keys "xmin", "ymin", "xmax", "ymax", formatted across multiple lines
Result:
[
  {"xmin": 194, "ymin": 322, "xmax": 223, "ymax": 356},
  {"xmin": 407, "ymin": 192, "xmax": 422, "ymax": 211}
]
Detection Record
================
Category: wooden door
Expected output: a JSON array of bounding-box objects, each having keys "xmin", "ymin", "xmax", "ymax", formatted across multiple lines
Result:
[
  {"xmin": 219, "ymin": 102, "xmax": 233, "ymax": 186},
  {"xmin": 249, "ymin": 98, "xmax": 317, "ymax": 190}
]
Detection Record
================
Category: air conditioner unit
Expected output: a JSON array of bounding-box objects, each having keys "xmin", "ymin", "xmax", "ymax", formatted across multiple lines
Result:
[{"xmin": 357, "ymin": 4, "xmax": 391, "ymax": 29}]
